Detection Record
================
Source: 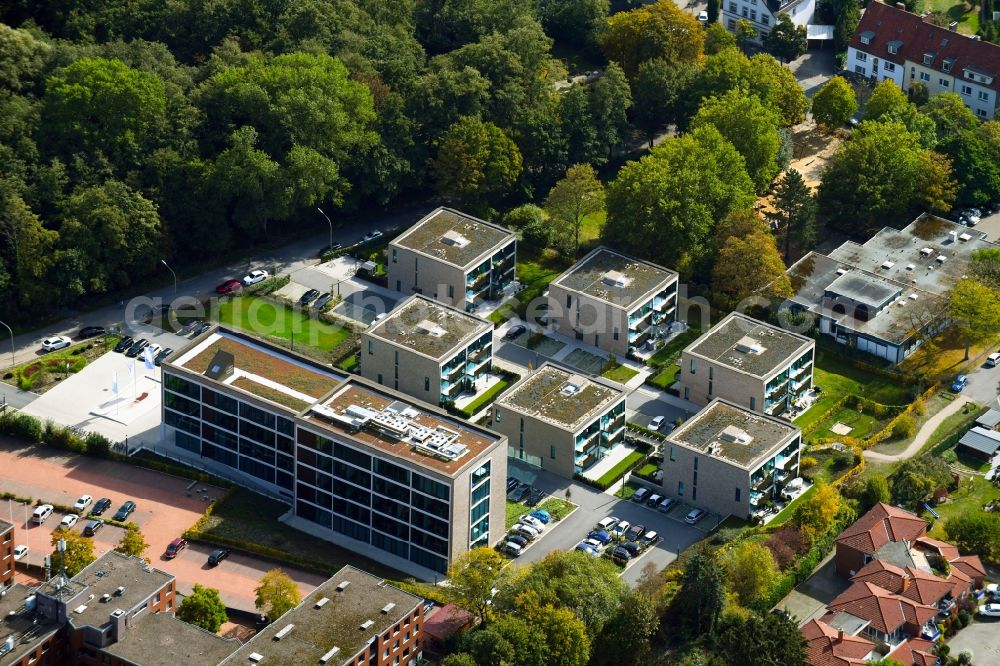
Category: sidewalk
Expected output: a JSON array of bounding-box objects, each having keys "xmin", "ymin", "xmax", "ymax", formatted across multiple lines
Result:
[{"xmin": 864, "ymin": 397, "xmax": 971, "ymax": 463}]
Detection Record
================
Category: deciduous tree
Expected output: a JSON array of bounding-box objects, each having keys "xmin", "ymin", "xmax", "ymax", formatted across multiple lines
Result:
[
  {"xmin": 255, "ymin": 569, "xmax": 301, "ymax": 621},
  {"xmin": 769, "ymin": 169, "xmax": 817, "ymax": 262},
  {"xmin": 705, "ymin": 22, "xmax": 736, "ymax": 53},
  {"xmin": 712, "ymin": 227, "xmax": 792, "ymax": 307},
  {"xmin": 447, "ymin": 547, "xmax": 509, "ymax": 625},
  {"xmin": 811, "ymin": 76, "xmax": 857, "ymax": 129},
  {"xmin": 600, "ymin": 0, "xmax": 705, "ymax": 79},
  {"xmin": 675, "ymin": 549, "xmax": 726, "ymax": 636},
  {"xmin": 114, "ymin": 523, "xmax": 150, "ymax": 560},
  {"xmin": 545, "ymin": 164, "xmax": 604, "ymax": 257},
  {"xmin": 431, "ymin": 116, "xmax": 523, "ymax": 212},
  {"xmin": 633, "ymin": 59, "xmax": 697, "ymax": 143},
  {"xmin": 693, "ymin": 88, "xmax": 782, "ymax": 191},
  {"xmin": 950, "ymin": 278, "xmax": 1000, "ymax": 360},
  {"xmin": 945, "ymin": 512, "xmax": 1000, "ymax": 564},
  {"xmin": 793, "ymin": 481, "xmax": 842, "ymax": 542},
  {"xmin": 735, "ymin": 18, "xmax": 757, "ymax": 50},
  {"xmin": 537, "ymin": 0, "xmax": 609, "ymax": 45},
  {"xmin": 589, "ymin": 62, "xmax": 632, "ymax": 161},
  {"xmin": 177, "ymin": 584, "xmax": 228, "ymax": 632},
  {"xmin": 764, "ymin": 14, "xmax": 806, "ymax": 62},
  {"xmin": 590, "ymin": 591, "xmax": 658, "ymax": 666},
  {"xmin": 859, "ymin": 474, "xmax": 891, "ymax": 512},
  {"xmin": 717, "ymin": 610, "xmax": 808, "ymax": 665},
  {"xmin": 50, "ymin": 529, "xmax": 95, "ymax": 577},
  {"xmin": 726, "ymin": 541, "xmax": 778, "ymax": 605}
]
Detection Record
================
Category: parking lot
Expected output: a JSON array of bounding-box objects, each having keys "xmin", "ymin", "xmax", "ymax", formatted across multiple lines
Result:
[
  {"xmin": 507, "ymin": 460, "xmax": 706, "ymax": 586},
  {"xmin": 0, "ymin": 437, "xmax": 326, "ymax": 611}
]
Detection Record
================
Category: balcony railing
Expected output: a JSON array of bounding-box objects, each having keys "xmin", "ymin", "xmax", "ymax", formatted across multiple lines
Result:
[
  {"xmin": 790, "ymin": 363, "xmax": 811, "ymax": 379},
  {"xmin": 764, "ymin": 400, "xmax": 785, "ymax": 415},
  {"xmin": 751, "ymin": 473, "xmax": 774, "ymax": 490},
  {"xmin": 766, "ymin": 378, "xmax": 789, "ymax": 396},
  {"xmin": 575, "ymin": 430, "xmax": 600, "ymax": 451},
  {"xmin": 466, "ymin": 272, "xmax": 490, "ymax": 290},
  {"xmin": 442, "ymin": 363, "xmax": 464, "ymax": 380}
]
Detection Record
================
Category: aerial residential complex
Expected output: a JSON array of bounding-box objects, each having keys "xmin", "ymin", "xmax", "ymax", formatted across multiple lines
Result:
[
  {"xmin": 491, "ymin": 362, "xmax": 627, "ymax": 478},
  {"xmin": 547, "ymin": 246, "xmax": 679, "ymax": 358},
  {"xmin": 387, "ymin": 207, "xmax": 517, "ymax": 312},
  {"xmin": 787, "ymin": 214, "xmax": 997, "ymax": 364},
  {"xmin": 678, "ymin": 313, "xmax": 814, "ymax": 416},
  {"xmin": 360, "ymin": 294, "xmax": 494, "ymax": 406},
  {"xmin": 161, "ymin": 327, "xmax": 506, "ymax": 576},
  {"xmin": 847, "ymin": 0, "xmax": 1000, "ymax": 119},
  {"xmin": 660, "ymin": 399, "xmax": 803, "ymax": 520}
]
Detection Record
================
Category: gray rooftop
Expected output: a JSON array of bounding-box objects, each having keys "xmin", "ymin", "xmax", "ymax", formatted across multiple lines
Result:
[
  {"xmin": 222, "ymin": 566, "xmax": 422, "ymax": 666},
  {"xmin": 958, "ymin": 427, "xmax": 1000, "ymax": 456},
  {"xmin": 785, "ymin": 214, "xmax": 991, "ymax": 345},
  {"xmin": 668, "ymin": 399, "xmax": 800, "ymax": 469},
  {"xmin": 391, "ymin": 207, "xmax": 515, "ymax": 269},
  {"xmin": 551, "ymin": 246, "xmax": 677, "ymax": 310},
  {"xmin": 39, "ymin": 551, "xmax": 174, "ymax": 630},
  {"xmin": 976, "ymin": 409, "xmax": 1000, "ymax": 429},
  {"xmin": 103, "ymin": 612, "xmax": 241, "ymax": 666},
  {"xmin": 496, "ymin": 362, "xmax": 626, "ymax": 432},
  {"xmin": 0, "ymin": 519, "xmax": 11, "ymax": 535},
  {"xmin": 875, "ymin": 540, "xmax": 917, "ymax": 571},
  {"xmin": 685, "ymin": 312, "xmax": 813, "ymax": 379},
  {"xmin": 365, "ymin": 294, "xmax": 493, "ymax": 360},
  {"xmin": 824, "ymin": 611, "xmax": 870, "ymax": 635},
  {"xmin": 0, "ymin": 584, "xmax": 61, "ymax": 666}
]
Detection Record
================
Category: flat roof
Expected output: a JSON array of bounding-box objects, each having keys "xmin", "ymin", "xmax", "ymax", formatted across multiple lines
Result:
[
  {"xmin": 391, "ymin": 207, "xmax": 515, "ymax": 269},
  {"xmin": 0, "ymin": 583, "xmax": 61, "ymax": 666},
  {"xmin": 496, "ymin": 362, "xmax": 626, "ymax": 432},
  {"xmin": 551, "ymin": 246, "xmax": 677, "ymax": 310},
  {"xmin": 169, "ymin": 328, "xmax": 345, "ymax": 412},
  {"xmin": 685, "ymin": 313, "xmax": 813, "ymax": 379},
  {"xmin": 301, "ymin": 378, "xmax": 502, "ymax": 477},
  {"xmin": 104, "ymin": 612, "xmax": 241, "ymax": 666},
  {"xmin": 824, "ymin": 272, "xmax": 900, "ymax": 310},
  {"xmin": 365, "ymin": 294, "xmax": 492, "ymax": 361},
  {"xmin": 668, "ymin": 399, "xmax": 799, "ymax": 469},
  {"xmin": 39, "ymin": 551, "xmax": 174, "ymax": 631},
  {"xmin": 0, "ymin": 519, "xmax": 11, "ymax": 535},
  {"xmin": 222, "ymin": 566, "xmax": 422, "ymax": 666}
]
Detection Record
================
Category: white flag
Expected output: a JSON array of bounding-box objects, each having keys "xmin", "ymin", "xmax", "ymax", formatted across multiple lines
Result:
[
  {"xmin": 112, "ymin": 370, "xmax": 118, "ymax": 395},
  {"xmin": 143, "ymin": 345, "xmax": 155, "ymax": 370},
  {"xmin": 127, "ymin": 359, "xmax": 134, "ymax": 380}
]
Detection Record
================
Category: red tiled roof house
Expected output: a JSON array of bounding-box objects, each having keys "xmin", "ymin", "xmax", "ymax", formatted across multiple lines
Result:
[{"xmin": 834, "ymin": 503, "xmax": 928, "ymax": 577}]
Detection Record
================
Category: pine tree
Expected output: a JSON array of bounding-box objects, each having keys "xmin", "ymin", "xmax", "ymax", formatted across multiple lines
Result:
[{"xmin": 769, "ymin": 169, "xmax": 817, "ymax": 262}]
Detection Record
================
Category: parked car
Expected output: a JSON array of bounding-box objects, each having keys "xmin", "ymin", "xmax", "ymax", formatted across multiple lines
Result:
[
  {"xmin": 242, "ymin": 269, "xmax": 269, "ymax": 285},
  {"xmin": 587, "ymin": 530, "xmax": 612, "ymax": 545},
  {"xmin": 625, "ymin": 524, "xmax": 645, "ymax": 542},
  {"xmin": 163, "ymin": 537, "xmax": 188, "ymax": 559},
  {"xmin": 194, "ymin": 322, "xmax": 212, "ymax": 336},
  {"xmin": 507, "ymin": 483, "xmax": 530, "ymax": 502},
  {"xmin": 113, "ymin": 501, "xmax": 136, "ymax": 521},
  {"xmin": 640, "ymin": 530, "xmax": 658, "ymax": 546},
  {"xmin": 92, "ymin": 498, "xmax": 112, "ymax": 515},
  {"xmin": 658, "ymin": 497, "xmax": 676, "ymax": 513},
  {"xmin": 506, "ymin": 534, "xmax": 529, "ymax": 548},
  {"xmin": 144, "ymin": 343, "xmax": 162, "ymax": 358},
  {"xmin": 59, "ymin": 514, "xmax": 79, "ymax": 530},
  {"xmin": 507, "ymin": 476, "xmax": 519, "ymax": 492},
  {"xmin": 320, "ymin": 242, "xmax": 343, "ymax": 255},
  {"xmin": 621, "ymin": 541, "xmax": 642, "ymax": 557},
  {"xmin": 951, "ymin": 375, "xmax": 969, "ymax": 392},
  {"xmin": 504, "ymin": 324, "xmax": 527, "ymax": 340},
  {"xmin": 154, "ymin": 348, "xmax": 174, "ymax": 366},
  {"xmin": 73, "ymin": 495, "xmax": 93, "ymax": 512},
  {"xmin": 83, "ymin": 519, "xmax": 104, "ymax": 536},
  {"xmin": 529, "ymin": 509, "xmax": 551, "ymax": 524},
  {"xmin": 611, "ymin": 520, "xmax": 631, "ymax": 539},
  {"xmin": 986, "ymin": 352, "xmax": 1000, "ymax": 368},
  {"xmin": 113, "ymin": 336, "xmax": 135, "ymax": 353},
  {"xmin": 215, "ymin": 279, "xmax": 242, "ymax": 294},
  {"xmin": 13, "ymin": 545, "xmax": 28, "ymax": 561},
  {"xmin": 505, "ymin": 541, "xmax": 524, "ymax": 557},
  {"xmin": 299, "ymin": 289, "xmax": 320, "ymax": 306},
  {"xmin": 31, "ymin": 505, "xmax": 53, "ymax": 524},
  {"xmin": 978, "ymin": 603, "xmax": 1000, "ymax": 617},
  {"xmin": 525, "ymin": 488, "xmax": 545, "ymax": 506},
  {"xmin": 78, "ymin": 326, "xmax": 106, "ymax": 339},
  {"xmin": 685, "ymin": 508, "xmax": 707, "ymax": 525},
  {"xmin": 518, "ymin": 515, "xmax": 546, "ymax": 532},
  {"xmin": 697, "ymin": 9, "xmax": 709, "ymax": 21},
  {"xmin": 575, "ymin": 542, "xmax": 600, "ymax": 557},
  {"xmin": 313, "ymin": 292, "xmax": 333, "ymax": 310},
  {"xmin": 512, "ymin": 523, "xmax": 539, "ymax": 540},
  {"xmin": 362, "ymin": 230, "xmax": 383, "ymax": 242},
  {"xmin": 611, "ymin": 546, "xmax": 632, "ymax": 564},
  {"xmin": 41, "ymin": 336, "xmax": 72, "ymax": 352},
  {"xmin": 207, "ymin": 548, "xmax": 231, "ymax": 566},
  {"xmin": 646, "ymin": 493, "xmax": 662, "ymax": 508},
  {"xmin": 125, "ymin": 339, "xmax": 148, "ymax": 358},
  {"xmin": 649, "ymin": 415, "xmax": 666, "ymax": 431},
  {"xmin": 632, "ymin": 487, "xmax": 650, "ymax": 503},
  {"xmin": 597, "ymin": 516, "xmax": 619, "ymax": 531}
]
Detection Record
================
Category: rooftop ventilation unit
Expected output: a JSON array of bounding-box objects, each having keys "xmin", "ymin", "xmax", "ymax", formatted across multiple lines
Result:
[
  {"xmin": 880, "ymin": 261, "xmax": 894, "ymax": 269},
  {"xmin": 114, "ymin": 586, "xmax": 125, "ymax": 596},
  {"xmin": 336, "ymin": 581, "xmax": 351, "ymax": 592},
  {"xmin": 560, "ymin": 383, "xmax": 580, "ymax": 396},
  {"xmin": 734, "ymin": 336, "xmax": 765, "ymax": 355},
  {"xmin": 948, "ymin": 231, "xmax": 958, "ymax": 243},
  {"xmin": 249, "ymin": 653, "xmax": 264, "ymax": 663},
  {"xmin": 73, "ymin": 605, "xmax": 88, "ymax": 614},
  {"xmin": 920, "ymin": 247, "xmax": 934, "ymax": 256},
  {"xmin": 320, "ymin": 647, "xmax": 341, "ymax": 664},
  {"xmin": 111, "ymin": 609, "xmax": 125, "ymax": 618},
  {"xmin": 936, "ymin": 255, "xmax": 947, "ymax": 263},
  {"xmin": 719, "ymin": 425, "xmax": 753, "ymax": 445},
  {"xmin": 602, "ymin": 270, "xmax": 630, "ymax": 288},
  {"xmin": 909, "ymin": 293, "xmax": 919, "ymax": 300},
  {"xmin": 959, "ymin": 233, "xmax": 972, "ymax": 241},
  {"xmin": 274, "ymin": 624, "xmax": 294, "ymax": 640},
  {"xmin": 315, "ymin": 597, "xmax": 330, "ymax": 609},
  {"xmin": 835, "ymin": 268, "xmax": 848, "ymax": 275},
  {"xmin": 101, "ymin": 594, "xmax": 111, "ymax": 603},
  {"xmin": 382, "ymin": 603, "xmax": 396, "ymax": 614},
  {"xmin": 359, "ymin": 620, "xmax": 375, "ymax": 630},
  {"xmin": 441, "ymin": 230, "xmax": 470, "ymax": 248},
  {"xmin": 905, "ymin": 264, "xmax": 915, "ymax": 271},
  {"xmin": 415, "ymin": 320, "xmax": 446, "ymax": 337}
]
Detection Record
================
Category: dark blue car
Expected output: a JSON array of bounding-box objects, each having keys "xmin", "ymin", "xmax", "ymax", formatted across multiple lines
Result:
[
  {"xmin": 587, "ymin": 529, "xmax": 612, "ymax": 545},
  {"xmin": 951, "ymin": 375, "xmax": 968, "ymax": 392}
]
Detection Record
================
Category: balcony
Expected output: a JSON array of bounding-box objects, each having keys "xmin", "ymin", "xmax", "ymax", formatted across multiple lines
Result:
[
  {"xmin": 751, "ymin": 472, "xmax": 774, "ymax": 491},
  {"xmin": 628, "ymin": 309, "xmax": 653, "ymax": 327},
  {"xmin": 575, "ymin": 431, "xmax": 600, "ymax": 452},
  {"xmin": 790, "ymin": 363, "xmax": 811, "ymax": 379},
  {"xmin": 764, "ymin": 399, "xmax": 785, "ymax": 415},
  {"xmin": 766, "ymin": 378, "xmax": 789, "ymax": 396},
  {"xmin": 442, "ymin": 363, "xmax": 464, "ymax": 380},
  {"xmin": 749, "ymin": 490, "xmax": 765, "ymax": 506},
  {"xmin": 466, "ymin": 272, "xmax": 490, "ymax": 290}
]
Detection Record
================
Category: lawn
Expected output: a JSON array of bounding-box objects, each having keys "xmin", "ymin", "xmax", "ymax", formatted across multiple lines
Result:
[
  {"xmin": 458, "ymin": 378, "xmax": 513, "ymax": 417},
  {"xmin": 596, "ymin": 450, "xmax": 647, "ymax": 487},
  {"xmin": 900, "ymin": 324, "xmax": 999, "ymax": 379},
  {"xmin": 769, "ymin": 484, "xmax": 816, "ymax": 527},
  {"xmin": 217, "ymin": 296, "xmax": 350, "ymax": 352},
  {"xmin": 924, "ymin": 476, "xmax": 1000, "ymax": 540},
  {"xmin": 867, "ymin": 392, "xmax": 951, "ymax": 457},
  {"xmin": 647, "ymin": 327, "xmax": 703, "ymax": 368},
  {"xmin": 915, "ymin": 0, "xmax": 980, "ymax": 34},
  {"xmin": 648, "ymin": 364, "xmax": 679, "ymax": 389},
  {"xmin": 810, "ymin": 406, "xmax": 886, "ymax": 441},
  {"xmin": 636, "ymin": 462, "xmax": 659, "ymax": 478},
  {"xmin": 506, "ymin": 499, "xmax": 527, "ymax": 530},
  {"xmin": 537, "ymin": 497, "xmax": 577, "ymax": 522},
  {"xmin": 615, "ymin": 481, "xmax": 640, "ymax": 500},
  {"xmin": 490, "ymin": 246, "xmax": 569, "ymax": 325},
  {"xmin": 194, "ymin": 487, "xmax": 402, "ymax": 578},
  {"xmin": 925, "ymin": 402, "xmax": 986, "ymax": 456},
  {"xmin": 601, "ymin": 364, "xmax": 638, "ymax": 383},
  {"xmin": 579, "ymin": 210, "xmax": 606, "ymax": 249}
]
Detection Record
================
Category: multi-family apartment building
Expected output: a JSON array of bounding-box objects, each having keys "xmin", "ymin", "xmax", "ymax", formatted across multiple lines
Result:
[
  {"xmin": 661, "ymin": 399, "xmax": 803, "ymax": 520},
  {"xmin": 360, "ymin": 294, "xmax": 494, "ymax": 406},
  {"xmin": 547, "ymin": 247, "xmax": 678, "ymax": 358},
  {"xmin": 787, "ymin": 214, "xmax": 998, "ymax": 363},
  {"xmin": 0, "ymin": 520, "xmax": 13, "ymax": 589},
  {"xmin": 721, "ymin": 0, "xmax": 815, "ymax": 44},
  {"xmin": 387, "ymin": 207, "xmax": 517, "ymax": 312},
  {"xmin": 161, "ymin": 327, "xmax": 506, "ymax": 577},
  {"xmin": 847, "ymin": 1, "xmax": 1000, "ymax": 119},
  {"xmin": 491, "ymin": 362, "xmax": 627, "ymax": 478},
  {"xmin": 678, "ymin": 312, "xmax": 815, "ymax": 417}
]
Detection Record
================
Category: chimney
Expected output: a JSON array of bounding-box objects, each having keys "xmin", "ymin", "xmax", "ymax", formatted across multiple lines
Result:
[
  {"xmin": 949, "ymin": 21, "xmax": 958, "ymax": 31},
  {"xmin": 902, "ymin": 576, "xmax": 911, "ymax": 592},
  {"xmin": 836, "ymin": 629, "xmax": 845, "ymax": 643}
]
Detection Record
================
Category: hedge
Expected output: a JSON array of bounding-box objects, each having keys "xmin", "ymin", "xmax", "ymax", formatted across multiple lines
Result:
[
  {"xmin": 0, "ymin": 410, "xmax": 114, "ymax": 457},
  {"xmin": 244, "ymin": 274, "xmax": 290, "ymax": 296}
]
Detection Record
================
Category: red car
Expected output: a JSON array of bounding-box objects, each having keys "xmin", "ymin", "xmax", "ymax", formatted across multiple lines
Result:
[
  {"xmin": 163, "ymin": 537, "xmax": 187, "ymax": 559},
  {"xmin": 215, "ymin": 279, "xmax": 242, "ymax": 295}
]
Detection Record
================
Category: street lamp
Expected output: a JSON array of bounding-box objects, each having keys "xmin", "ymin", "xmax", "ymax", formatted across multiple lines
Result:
[
  {"xmin": 317, "ymin": 207, "xmax": 333, "ymax": 254},
  {"xmin": 160, "ymin": 259, "xmax": 177, "ymax": 296},
  {"xmin": 0, "ymin": 318, "xmax": 14, "ymax": 370}
]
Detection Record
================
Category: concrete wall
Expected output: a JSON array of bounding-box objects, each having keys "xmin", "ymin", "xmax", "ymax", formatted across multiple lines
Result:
[
  {"xmin": 546, "ymin": 285, "xmax": 631, "ymax": 357},
  {"xmin": 387, "ymin": 246, "xmax": 469, "ymax": 310},
  {"xmin": 358, "ymin": 335, "xmax": 444, "ymax": 405},
  {"xmin": 677, "ymin": 355, "xmax": 767, "ymax": 410},
  {"xmin": 492, "ymin": 405, "xmax": 577, "ymax": 478},
  {"xmin": 661, "ymin": 444, "xmax": 751, "ymax": 518}
]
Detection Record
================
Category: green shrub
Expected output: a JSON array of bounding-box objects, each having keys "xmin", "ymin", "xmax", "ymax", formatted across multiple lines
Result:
[
  {"xmin": 940, "ymin": 448, "xmax": 958, "ymax": 463},
  {"xmin": 957, "ymin": 609, "xmax": 971, "ymax": 628},
  {"xmin": 890, "ymin": 414, "xmax": 917, "ymax": 439}
]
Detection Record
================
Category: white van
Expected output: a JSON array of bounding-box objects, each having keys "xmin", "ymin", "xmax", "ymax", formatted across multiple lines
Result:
[
  {"xmin": 986, "ymin": 352, "xmax": 1000, "ymax": 368},
  {"xmin": 32, "ymin": 504, "xmax": 54, "ymax": 524}
]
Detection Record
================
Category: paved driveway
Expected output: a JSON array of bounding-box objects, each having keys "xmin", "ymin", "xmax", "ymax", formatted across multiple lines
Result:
[
  {"xmin": 776, "ymin": 554, "xmax": 850, "ymax": 625},
  {"xmin": 788, "ymin": 49, "xmax": 838, "ymax": 98},
  {"xmin": 507, "ymin": 460, "xmax": 705, "ymax": 587},
  {"xmin": 948, "ymin": 617, "xmax": 1000, "ymax": 665},
  {"xmin": 0, "ymin": 437, "xmax": 326, "ymax": 611}
]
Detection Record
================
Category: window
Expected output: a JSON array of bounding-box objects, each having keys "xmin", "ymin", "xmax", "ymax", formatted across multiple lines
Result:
[
  {"xmin": 424, "ymin": 377, "xmax": 430, "ymax": 392},
  {"xmin": 884, "ymin": 62, "xmax": 895, "ymax": 72},
  {"xmin": 920, "ymin": 72, "xmax": 930, "ymax": 82},
  {"xmin": 729, "ymin": 1, "xmax": 737, "ymax": 11},
  {"xmin": 391, "ymin": 248, "xmax": 397, "ymax": 263},
  {"xmin": 979, "ymin": 91, "xmax": 989, "ymax": 101},
  {"xmin": 762, "ymin": 14, "xmax": 769, "ymax": 24},
  {"xmin": 940, "ymin": 79, "xmax": 949, "ymax": 87},
  {"xmin": 750, "ymin": 397, "xmax": 756, "ymax": 410},
  {"xmin": 741, "ymin": 6, "xmax": 748, "ymax": 17},
  {"xmin": 693, "ymin": 457, "xmax": 698, "ymax": 470},
  {"xmin": 368, "ymin": 340, "xmax": 374, "ymax": 355},
  {"xmin": 550, "ymin": 445, "xmax": 556, "ymax": 459},
  {"xmin": 735, "ymin": 487, "xmax": 741, "ymax": 502},
  {"xmin": 692, "ymin": 487, "xmax": 697, "ymax": 501},
  {"xmin": 566, "ymin": 294, "xmax": 572, "ymax": 308},
  {"xmin": 613, "ymin": 327, "xmax": 619, "ymax": 341},
  {"xmin": 923, "ymin": 53, "xmax": 934, "ymax": 65},
  {"xmin": 494, "ymin": 408, "xmax": 501, "ymax": 422},
  {"xmin": 728, "ymin": 18, "xmax": 736, "ymax": 29},
  {"xmin": 943, "ymin": 60, "xmax": 953, "ymax": 73},
  {"xmin": 961, "ymin": 84, "xmax": 972, "ymax": 95},
  {"xmin": 861, "ymin": 35, "xmax": 870, "ymax": 45},
  {"xmin": 677, "ymin": 481, "xmax": 685, "ymax": 497},
  {"xmin": 855, "ymin": 65, "xmax": 865, "ymax": 74},
  {"xmin": 977, "ymin": 108, "xmax": 988, "ymax": 118},
  {"xmin": 887, "ymin": 44, "xmax": 898, "ymax": 54},
  {"xmin": 708, "ymin": 380, "xmax": 713, "ymax": 395},
  {"xmin": 689, "ymin": 358, "xmax": 696, "ymax": 374},
  {"xmin": 856, "ymin": 52, "xmax": 867, "ymax": 62},
  {"xmin": 448, "ymin": 285, "xmax": 454, "ymax": 299},
  {"xmin": 377, "ymin": 373, "xmax": 383, "ymax": 384},
  {"xmin": 750, "ymin": 10, "xmax": 756, "ymax": 21},
  {"xmin": 669, "ymin": 447, "xmax": 675, "ymax": 462}
]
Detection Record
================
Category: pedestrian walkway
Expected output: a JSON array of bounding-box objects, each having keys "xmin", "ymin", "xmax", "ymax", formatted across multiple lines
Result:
[{"xmin": 865, "ymin": 397, "xmax": 971, "ymax": 462}]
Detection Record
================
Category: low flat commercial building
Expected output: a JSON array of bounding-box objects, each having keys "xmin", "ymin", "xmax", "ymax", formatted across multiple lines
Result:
[
  {"xmin": 547, "ymin": 247, "xmax": 678, "ymax": 357},
  {"xmin": 162, "ymin": 327, "xmax": 505, "ymax": 577},
  {"xmin": 0, "ymin": 520, "xmax": 13, "ymax": 589},
  {"xmin": 360, "ymin": 294, "xmax": 494, "ymax": 406},
  {"xmin": 491, "ymin": 363, "xmax": 627, "ymax": 477},
  {"xmin": 787, "ymin": 214, "xmax": 998, "ymax": 364},
  {"xmin": 678, "ymin": 312, "xmax": 814, "ymax": 416},
  {"xmin": 661, "ymin": 399, "xmax": 802, "ymax": 520},
  {"xmin": 387, "ymin": 208, "xmax": 516, "ymax": 312},
  {"xmin": 222, "ymin": 566, "xmax": 425, "ymax": 666}
]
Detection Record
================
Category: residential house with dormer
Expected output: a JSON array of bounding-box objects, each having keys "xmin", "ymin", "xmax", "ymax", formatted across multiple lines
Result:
[{"xmin": 721, "ymin": 0, "xmax": 816, "ymax": 43}]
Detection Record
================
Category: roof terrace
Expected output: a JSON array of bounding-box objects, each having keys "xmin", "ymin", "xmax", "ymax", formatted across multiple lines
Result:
[
  {"xmin": 365, "ymin": 295, "xmax": 492, "ymax": 360},
  {"xmin": 685, "ymin": 313, "xmax": 813, "ymax": 378},
  {"xmin": 392, "ymin": 208, "xmax": 515, "ymax": 269},
  {"xmin": 496, "ymin": 363, "xmax": 626, "ymax": 432},
  {"xmin": 551, "ymin": 246, "xmax": 677, "ymax": 310}
]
